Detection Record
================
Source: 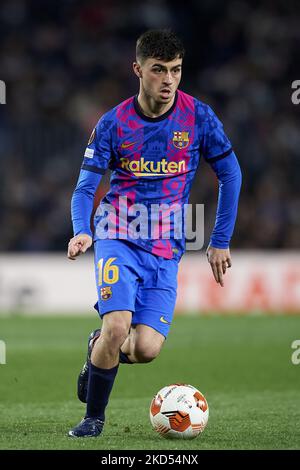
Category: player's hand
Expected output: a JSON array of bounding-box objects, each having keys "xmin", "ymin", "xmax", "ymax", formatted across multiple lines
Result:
[
  {"xmin": 206, "ymin": 245, "xmax": 232, "ymax": 287},
  {"xmin": 67, "ymin": 234, "xmax": 93, "ymax": 260}
]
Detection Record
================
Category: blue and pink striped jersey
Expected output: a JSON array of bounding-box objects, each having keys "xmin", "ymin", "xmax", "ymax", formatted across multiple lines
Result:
[{"xmin": 72, "ymin": 89, "xmax": 242, "ymax": 260}]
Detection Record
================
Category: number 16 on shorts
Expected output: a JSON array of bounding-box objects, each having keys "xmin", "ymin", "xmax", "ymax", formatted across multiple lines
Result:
[{"xmin": 97, "ymin": 257, "xmax": 119, "ymax": 301}]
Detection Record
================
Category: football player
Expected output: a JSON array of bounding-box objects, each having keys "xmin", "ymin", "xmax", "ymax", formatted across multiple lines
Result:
[{"xmin": 67, "ymin": 29, "xmax": 241, "ymax": 437}]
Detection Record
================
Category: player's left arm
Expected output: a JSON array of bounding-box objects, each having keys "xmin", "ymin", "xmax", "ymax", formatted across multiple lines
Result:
[{"xmin": 202, "ymin": 105, "xmax": 242, "ymax": 286}]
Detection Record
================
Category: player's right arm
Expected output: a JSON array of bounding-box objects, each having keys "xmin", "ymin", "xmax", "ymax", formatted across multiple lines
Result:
[
  {"xmin": 68, "ymin": 233, "xmax": 93, "ymax": 260},
  {"xmin": 67, "ymin": 115, "xmax": 113, "ymax": 260}
]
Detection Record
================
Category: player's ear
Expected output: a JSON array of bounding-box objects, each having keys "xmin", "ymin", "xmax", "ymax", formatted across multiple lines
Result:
[{"xmin": 133, "ymin": 62, "xmax": 142, "ymax": 79}]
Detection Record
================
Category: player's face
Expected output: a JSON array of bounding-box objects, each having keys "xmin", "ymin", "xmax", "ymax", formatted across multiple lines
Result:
[{"xmin": 135, "ymin": 56, "xmax": 182, "ymax": 104}]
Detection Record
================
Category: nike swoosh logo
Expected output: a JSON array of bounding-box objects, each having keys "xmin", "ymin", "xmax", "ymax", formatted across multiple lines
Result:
[
  {"xmin": 160, "ymin": 316, "xmax": 171, "ymax": 325},
  {"xmin": 121, "ymin": 141, "xmax": 136, "ymax": 149}
]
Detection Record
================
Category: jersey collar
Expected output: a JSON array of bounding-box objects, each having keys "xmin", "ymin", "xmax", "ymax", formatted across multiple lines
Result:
[{"xmin": 133, "ymin": 91, "xmax": 178, "ymax": 122}]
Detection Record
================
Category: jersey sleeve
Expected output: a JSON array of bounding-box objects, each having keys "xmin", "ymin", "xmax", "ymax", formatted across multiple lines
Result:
[
  {"xmin": 209, "ymin": 152, "xmax": 242, "ymax": 248},
  {"xmin": 71, "ymin": 113, "xmax": 115, "ymax": 237},
  {"xmin": 201, "ymin": 104, "xmax": 233, "ymax": 163},
  {"xmin": 197, "ymin": 102, "xmax": 242, "ymax": 248},
  {"xmin": 71, "ymin": 169, "xmax": 103, "ymax": 237},
  {"xmin": 81, "ymin": 115, "xmax": 113, "ymax": 175}
]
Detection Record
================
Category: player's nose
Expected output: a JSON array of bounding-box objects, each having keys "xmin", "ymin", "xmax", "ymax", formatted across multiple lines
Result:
[{"xmin": 163, "ymin": 72, "xmax": 173, "ymax": 85}]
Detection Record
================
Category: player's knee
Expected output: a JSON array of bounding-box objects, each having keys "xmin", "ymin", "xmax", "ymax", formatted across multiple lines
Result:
[
  {"xmin": 104, "ymin": 325, "xmax": 128, "ymax": 348},
  {"xmin": 134, "ymin": 343, "xmax": 161, "ymax": 363},
  {"xmin": 102, "ymin": 312, "xmax": 131, "ymax": 348}
]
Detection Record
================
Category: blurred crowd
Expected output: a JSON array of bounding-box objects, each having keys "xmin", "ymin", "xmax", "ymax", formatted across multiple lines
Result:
[{"xmin": 0, "ymin": 0, "xmax": 299, "ymax": 251}]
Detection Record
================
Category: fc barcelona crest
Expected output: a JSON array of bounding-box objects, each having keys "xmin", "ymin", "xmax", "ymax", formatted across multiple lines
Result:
[
  {"xmin": 101, "ymin": 286, "xmax": 112, "ymax": 300},
  {"xmin": 172, "ymin": 131, "xmax": 189, "ymax": 149}
]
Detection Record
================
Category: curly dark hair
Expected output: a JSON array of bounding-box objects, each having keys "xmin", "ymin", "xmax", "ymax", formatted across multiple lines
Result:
[{"xmin": 136, "ymin": 29, "xmax": 185, "ymax": 63}]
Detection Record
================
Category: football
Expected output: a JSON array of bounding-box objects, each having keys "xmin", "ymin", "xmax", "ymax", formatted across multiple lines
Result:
[{"xmin": 149, "ymin": 383, "xmax": 209, "ymax": 439}]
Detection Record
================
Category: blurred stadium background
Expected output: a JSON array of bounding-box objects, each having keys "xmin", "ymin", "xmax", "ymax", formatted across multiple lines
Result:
[{"xmin": 0, "ymin": 0, "xmax": 300, "ymax": 450}]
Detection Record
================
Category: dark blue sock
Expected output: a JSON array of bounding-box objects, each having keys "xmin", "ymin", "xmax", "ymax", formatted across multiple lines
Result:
[
  {"xmin": 85, "ymin": 363, "xmax": 119, "ymax": 421},
  {"xmin": 119, "ymin": 351, "xmax": 133, "ymax": 364}
]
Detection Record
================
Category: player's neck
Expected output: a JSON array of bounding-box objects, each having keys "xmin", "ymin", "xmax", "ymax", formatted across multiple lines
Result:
[{"xmin": 137, "ymin": 91, "xmax": 176, "ymax": 118}]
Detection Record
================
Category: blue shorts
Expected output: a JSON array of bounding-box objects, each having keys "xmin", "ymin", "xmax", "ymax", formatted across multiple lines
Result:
[{"xmin": 93, "ymin": 239, "xmax": 178, "ymax": 338}]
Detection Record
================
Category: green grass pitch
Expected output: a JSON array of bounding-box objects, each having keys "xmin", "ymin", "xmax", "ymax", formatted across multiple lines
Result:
[{"xmin": 0, "ymin": 314, "xmax": 300, "ymax": 450}]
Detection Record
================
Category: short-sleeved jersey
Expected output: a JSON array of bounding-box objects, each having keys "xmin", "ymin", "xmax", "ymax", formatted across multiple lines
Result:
[{"xmin": 81, "ymin": 89, "xmax": 233, "ymax": 260}]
